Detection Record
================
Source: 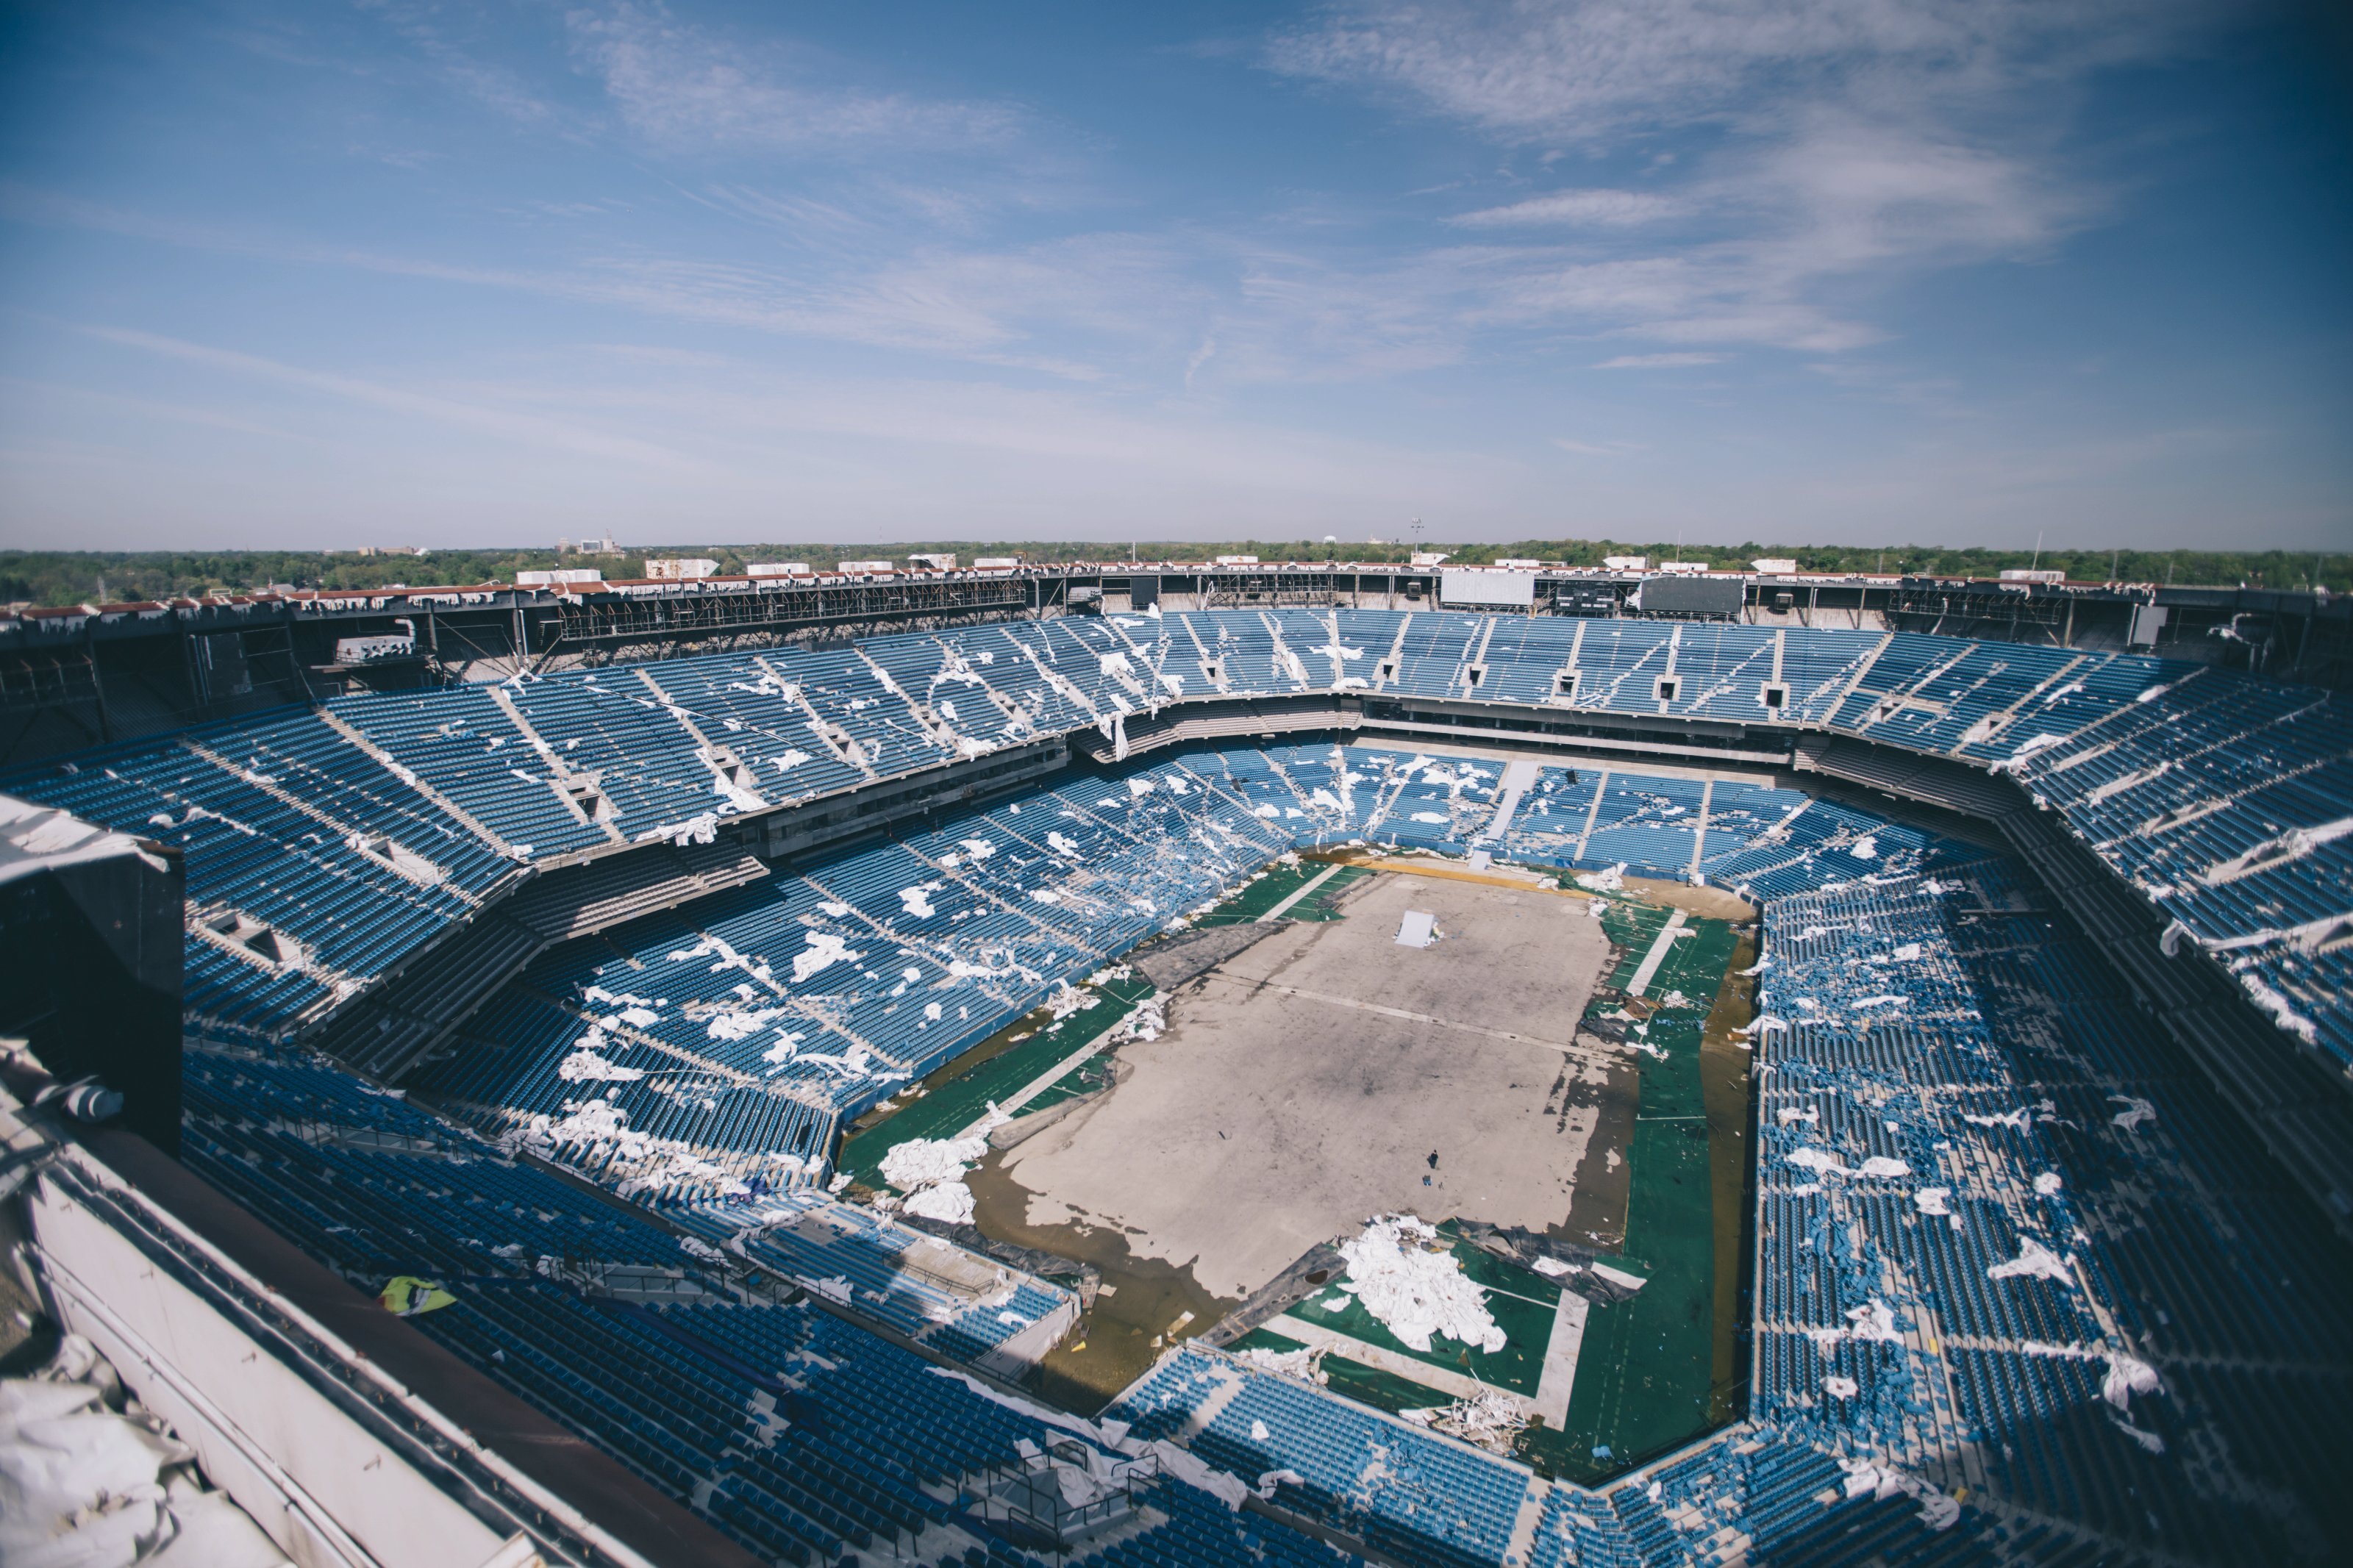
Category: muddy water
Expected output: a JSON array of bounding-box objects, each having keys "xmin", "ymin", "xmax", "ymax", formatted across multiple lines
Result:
[
  {"xmin": 1552, "ymin": 1053, "xmax": 1637, "ymax": 1250},
  {"xmin": 1699, "ymin": 925, "xmax": 1759, "ymax": 1425},
  {"xmin": 964, "ymin": 1148, "xmax": 1236, "ymax": 1415}
]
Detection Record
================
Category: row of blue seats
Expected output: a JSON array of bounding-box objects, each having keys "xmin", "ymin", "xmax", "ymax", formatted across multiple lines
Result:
[
  {"xmin": 1751, "ymin": 865, "xmax": 2352, "ymax": 1562},
  {"xmin": 177, "ymin": 1037, "xmax": 1352, "ymax": 1564},
  {"xmin": 8, "ymin": 610, "xmax": 2339, "ymax": 1075}
]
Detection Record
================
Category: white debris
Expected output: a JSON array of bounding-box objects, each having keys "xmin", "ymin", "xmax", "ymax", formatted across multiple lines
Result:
[
  {"xmin": 2240, "ymin": 973, "xmax": 2318, "ymax": 1044},
  {"xmin": 1892, "ymin": 942, "xmax": 1923, "ymax": 961},
  {"xmin": 1048, "ymin": 831, "xmax": 1083, "ymax": 857},
  {"xmin": 1588, "ymin": 1261, "xmax": 1647, "ymax": 1293},
  {"xmin": 1233, "ymin": 1347, "xmax": 1326, "ymax": 1383},
  {"xmin": 879, "ymin": 1134, "xmax": 990, "ymax": 1192},
  {"xmin": 1107, "ymin": 996, "xmax": 1165, "ymax": 1044},
  {"xmin": 1397, "ymin": 1391, "xmax": 1528, "ymax": 1455},
  {"xmin": 1574, "ymin": 864, "xmax": 1627, "ymax": 892},
  {"xmin": 1410, "ymin": 811, "xmax": 1449, "ymax": 824},
  {"xmin": 1849, "ymin": 836, "xmax": 1878, "ymax": 860},
  {"xmin": 2102, "ymin": 1354, "xmax": 2163, "ymax": 1411},
  {"xmin": 636, "ymin": 811, "xmax": 720, "ymax": 847},
  {"xmin": 899, "ymin": 881, "xmax": 944, "ymax": 917},
  {"xmin": 1776, "ymin": 1106, "xmax": 1819, "ymax": 1125},
  {"xmin": 1851, "ymin": 995, "xmax": 1909, "ymax": 1012},
  {"xmin": 1788, "ymin": 1148, "xmax": 1850, "ymax": 1175},
  {"xmin": 1989, "ymin": 1236, "xmax": 2075, "ymax": 1285},
  {"xmin": 793, "ymin": 931, "xmax": 863, "ymax": 984},
  {"xmin": 1838, "ymin": 1459, "xmax": 1961, "ymax": 1531},
  {"xmin": 1255, "ymin": 1468, "xmax": 1307, "ymax": 1500},
  {"xmin": 903, "ymin": 1180, "xmax": 976, "ymax": 1224},
  {"xmin": 1913, "ymin": 1187, "xmax": 1952, "ymax": 1217},
  {"xmin": 2108, "ymin": 1096, "xmax": 2157, "ymax": 1132},
  {"xmin": 557, "ymin": 1047, "xmax": 645, "ymax": 1083},
  {"xmin": 958, "ymin": 838, "xmax": 996, "ymax": 859},
  {"xmin": 2034, "ymin": 1171, "xmax": 2063, "ymax": 1195},
  {"xmin": 1964, "ymin": 1109, "xmax": 2034, "ymax": 1131},
  {"xmin": 1857, "ymin": 1156, "xmax": 1910, "ymax": 1179},
  {"xmin": 1395, "ymin": 910, "xmax": 1437, "ymax": 948},
  {"xmin": 1823, "ymin": 1375, "xmax": 1860, "ymax": 1398},
  {"xmin": 1336, "ymin": 1214, "xmax": 1505, "ymax": 1354},
  {"xmin": 1846, "ymin": 1299, "xmax": 1902, "ymax": 1343},
  {"xmin": 0, "ymin": 1338, "xmax": 289, "ymax": 1568}
]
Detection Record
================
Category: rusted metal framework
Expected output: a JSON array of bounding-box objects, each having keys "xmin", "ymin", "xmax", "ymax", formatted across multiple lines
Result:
[
  {"xmin": 546, "ymin": 575, "xmax": 1039, "ymax": 648},
  {"xmin": 1885, "ymin": 582, "xmax": 2075, "ymax": 643}
]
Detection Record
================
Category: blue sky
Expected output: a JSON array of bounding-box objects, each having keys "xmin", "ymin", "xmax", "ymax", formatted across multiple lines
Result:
[{"xmin": 1, "ymin": 1, "xmax": 2347, "ymax": 551}]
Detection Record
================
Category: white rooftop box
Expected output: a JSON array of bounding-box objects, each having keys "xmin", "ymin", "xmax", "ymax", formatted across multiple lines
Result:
[{"xmin": 1441, "ymin": 568, "xmax": 1535, "ymax": 608}]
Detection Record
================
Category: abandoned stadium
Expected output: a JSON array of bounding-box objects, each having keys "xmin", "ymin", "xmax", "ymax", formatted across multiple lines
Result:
[{"xmin": 1, "ymin": 603, "xmax": 2347, "ymax": 1568}]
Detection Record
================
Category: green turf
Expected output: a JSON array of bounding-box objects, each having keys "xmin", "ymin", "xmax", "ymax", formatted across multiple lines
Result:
[
  {"xmin": 1194, "ymin": 861, "xmax": 1368, "ymax": 926},
  {"xmin": 1524, "ymin": 898, "xmax": 1740, "ymax": 1483},
  {"xmin": 836, "ymin": 973, "xmax": 1157, "ymax": 1189},
  {"xmin": 1268, "ymin": 1225, "xmax": 1560, "ymax": 1397},
  {"xmin": 1231, "ymin": 1327, "xmax": 1449, "ymax": 1417}
]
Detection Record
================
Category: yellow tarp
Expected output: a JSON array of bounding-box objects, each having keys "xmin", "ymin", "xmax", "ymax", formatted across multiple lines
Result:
[{"xmin": 378, "ymin": 1276, "xmax": 455, "ymax": 1317}]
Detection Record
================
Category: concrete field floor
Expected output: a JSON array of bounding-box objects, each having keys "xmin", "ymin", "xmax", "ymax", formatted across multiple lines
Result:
[{"xmin": 995, "ymin": 870, "xmax": 1622, "ymax": 1301}]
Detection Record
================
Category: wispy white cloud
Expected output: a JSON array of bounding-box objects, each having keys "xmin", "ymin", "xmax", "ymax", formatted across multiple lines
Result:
[
  {"xmin": 355, "ymin": 0, "xmax": 565, "ymax": 129},
  {"xmin": 1273, "ymin": 1, "xmax": 2205, "ymax": 143},
  {"xmin": 1594, "ymin": 352, "xmax": 1725, "ymax": 369},
  {"xmin": 1272, "ymin": 1, "xmax": 2219, "ymax": 357},
  {"xmin": 567, "ymin": 1, "xmax": 1021, "ymax": 153},
  {"xmin": 1451, "ymin": 189, "xmax": 1682, "ymax": 227}
]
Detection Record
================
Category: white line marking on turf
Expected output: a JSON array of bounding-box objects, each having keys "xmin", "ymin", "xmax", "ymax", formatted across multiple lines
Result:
[
  {"xmin": 1259, "ymin": 862, "xmax": 1346, "ymax": 923},
  {"xmin": 1233, "ymin": 981, "xmax": 1620, "ymax": 1068}
]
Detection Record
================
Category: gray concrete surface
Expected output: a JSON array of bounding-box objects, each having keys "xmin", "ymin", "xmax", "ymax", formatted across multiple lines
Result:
[{"xmin": 1001, "ymin": 873, "xmax": 1621, "ymax": 1297}]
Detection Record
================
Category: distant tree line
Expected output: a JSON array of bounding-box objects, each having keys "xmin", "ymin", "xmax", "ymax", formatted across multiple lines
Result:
[{"xmin": 0, "ymin": 540, "xmax": 2342, "ymax": 608}]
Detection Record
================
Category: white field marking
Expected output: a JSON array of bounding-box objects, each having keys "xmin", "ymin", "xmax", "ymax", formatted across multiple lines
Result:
[
  {"xmin": 1626, "ymin": 909, "xmax": 1688, "ymax": 998},
  {"xmin": 1259, "ymin": 862, "xmax": 1347, "ymax": 923},
  {"xmin": 1532, "ymin": 1288, "xmax": 1591, "ymax": 1428},
  {"xmin": 954, "ymin": 1038, "xmax": 1113, "ymax": 1139},
  {"xmin": 1230, "ymin": 980, "xmax": 1619, "ymax": 1070},
  {"xmin": 1263, "ymin": 1314, "xmax": 1506, "ymax": 1408}
]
